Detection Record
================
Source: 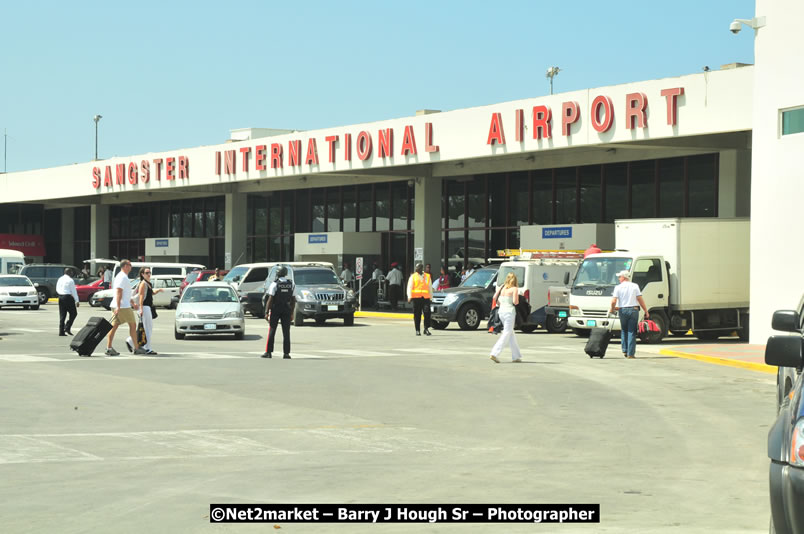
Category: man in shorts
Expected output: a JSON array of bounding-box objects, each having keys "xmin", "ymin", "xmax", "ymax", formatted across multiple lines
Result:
[{"xmin": 106, "ymin": 260, "xmax": 146, "ymax": 356}]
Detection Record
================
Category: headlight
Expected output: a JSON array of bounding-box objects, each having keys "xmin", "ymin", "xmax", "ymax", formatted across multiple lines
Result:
[
  {"xmin": 443, "ymin": 294, "xmax": 458, "ymax": 306},
  {"xmin": 297, "ymin": 290, "xmax": 314, "ymax": 301},
  {"xmin": 791, "ymin": 420, "xmax": 804, "ymax": 467},
  {"xmin": 0, "ymin": 291, "xmax": 7, "ymax": 296},
  {"xmin": 223, "ymin": 310, "xmax": 242, "ymax": 319},
  {"xmin": 177, "ymin": 312, "xmax": 196, "ymax": 319},
  {"xmin": 27, "ymin": 290, "xmax": 36, "ymax": 296},
  {"xmin": 570, "ymin": 305, "xmax": 580, "ymax": 316}
]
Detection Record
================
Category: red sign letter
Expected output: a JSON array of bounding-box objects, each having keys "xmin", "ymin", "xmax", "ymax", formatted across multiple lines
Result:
[
  {"xmin": 378, "ymin": 129, "xmax": 393, "ymax": 158},
  {"xmin": 486, "ymin": 113, "xmax": 506, "ymax": 145},
  {"xmin": 141, "ymin": 160, "xmax": 150, "ymax": 183},
  {"xmin": 166, "ymin": 157, "xmax": 176, "ymax": 180},
  {"xmin": 153, "ymin": 159, "xmax": 163, "ymax": 181},
  {"xmin": 660, "ymin": 87, "xmax": 684, "ymax": 126},
  {"xmin": 178, "ymin": 156, "xmax": 189, "ymax": 179},
  {"xmin": 223, "ymin": 151, "xmax": 235, "ymax": 174},
  {"xmin": 591, "ymin": 96, "xmax": 614, "ymax": 133},
  {"xmin": 561, "ymin": 101, "xmax": 580, "ymax": 136},
  {"xmin": 532, "ymin": 106, "xmax": 552, "ymax": 139},
  {"xmin": 425, "ymin": 123, "xmax": 439, "ymax": 153},
  {"xmin": 214, "ymin": 152, "xmax": 221, "ymax": 175},
  {"xmin": 288, "ymin": 140, "xmax": 302, "ymax": 167},
  {"xmin": 357, "ymin": 131, "xmax": 372, "ymax": 161},
  {"xmin": 128, "ymin": 162, "xmax": 138, "ymax": 184},
  {"xmin": 325, "ymin": 135, "xmax": 339, "ymax": 163},
  {"xmin": 515, "ymin": 109, "xmax": 524, "ymax": 142},
  {"xmin": 625, "ymin": 92, "xmax": 648, "ymax": 129},
  {"xmin": 270, "ymin": 143, "xmax": 283, "ymax": 168},
  {"xmin": 116, "ymin": 164, "xmax": 126, "ymax": 185},
  {"xmin": 400, "ymin": 126, "xmax": 417, "ymax": 156},
  {"xmin": 104, "ymin": 166, "xmax": 113, "ymax": 187},
  {"xmin": 240, "ymin": 147, "xmax": 251, "ymax": 172},
  {"xmin": 305, "ymin": 138, "xmax": 319, "ymax": 165},
  {"xmin": 344, "ymin": 133, "xmax": 352, "ymax": 161},
  {"xmin": 92, "ymin": 167, "xmax": 101, "ymax": 189}
]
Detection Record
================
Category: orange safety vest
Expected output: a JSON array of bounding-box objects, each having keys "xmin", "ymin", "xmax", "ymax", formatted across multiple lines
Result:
[{"xmin": 410, "ymin": 273, "xmax": 432, "ymax": 299}]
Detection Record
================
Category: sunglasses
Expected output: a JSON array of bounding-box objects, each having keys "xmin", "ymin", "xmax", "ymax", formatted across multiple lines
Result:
[{"xmin": 143, "ymin": 271, "xmax": 151, "ymax": 275}]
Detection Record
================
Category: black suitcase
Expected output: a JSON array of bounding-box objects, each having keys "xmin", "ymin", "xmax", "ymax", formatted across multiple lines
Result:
[
  {"xmin": 70, "ymin": 316, "xmax": 113, "ymax": 357},
  {"xmin": 585, "ymin": 327, "xmax": 613, "ymax": 358}
]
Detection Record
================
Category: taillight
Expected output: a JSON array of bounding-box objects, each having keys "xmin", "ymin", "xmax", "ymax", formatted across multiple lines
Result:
[
  {"xmin": 547, "ymin": 290, "xmax": 551, "ymax": 306},
  {"xmin": 524, "ymin": 290, "xmax": 530, "ymax": 303},
  {"xmin": 791, "ymin": 420, "xmax": 804, "ymax": 467}
]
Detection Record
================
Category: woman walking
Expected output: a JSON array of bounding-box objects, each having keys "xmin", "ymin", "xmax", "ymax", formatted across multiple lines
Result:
[
  {"xmin": 489, "ymin": 272, "xmax": 522, "ymax": 363},
  {"xmin": 126, "ymin": 267, "xmax": 164, "ymax": 355}
]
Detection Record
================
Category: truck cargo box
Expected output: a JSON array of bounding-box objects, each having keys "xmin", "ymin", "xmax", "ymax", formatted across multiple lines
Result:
[{"xmin": 615, "ymin": 218, "xmax": 749, "ymax": 310}]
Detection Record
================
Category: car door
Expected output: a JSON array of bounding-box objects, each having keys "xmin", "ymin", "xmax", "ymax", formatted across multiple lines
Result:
[{"xmin": 154, "ymin": 278, "xmax": 178, "ymax": 307}]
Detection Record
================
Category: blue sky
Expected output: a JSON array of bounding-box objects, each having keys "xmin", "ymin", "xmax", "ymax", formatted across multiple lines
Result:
[{"xmin": 0, "ymin": 0, "xmax": 755, "ymax": 173}]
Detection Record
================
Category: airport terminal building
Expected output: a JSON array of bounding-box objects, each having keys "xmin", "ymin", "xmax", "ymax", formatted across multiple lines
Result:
[{"xmin": 1, "ymin": 0, "xmax": 802, "ymax": 343}]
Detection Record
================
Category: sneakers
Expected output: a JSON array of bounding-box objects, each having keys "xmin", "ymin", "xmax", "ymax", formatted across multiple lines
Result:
[
  {"xmin": 146, "ymin": 350, "xmax": 158, "ymax": 356},
  {"xmin": 283, "ymin": 354, "xmax": 291, "ymax": 359},
  {"xmin": 105, "ymin": 347, "xmax": 120, "ymax": 356},
  {"xmin": 423, "ymin": 329, "xmax": 432, "ymax": 336},
  {"xmin": 415, "ymin": 331, "xmax": 421, "ymax": 336},
  {"xmin": 125, "ymin": 340, "xmax": 133, "ymax": 353},
  {"xmin": 261, "ymin": 353, "xmax": 272, "ymax": 359},
  {"xmin": 133, "ymin": 348, "xmax": 147, "ymax": 355},
  {"xmin": 489, "ymin": 355, "xmax": 500, "ymax": 363},
  {"xmin": 512, "ymin": 358, "xmax": 523, "ymax": 363}
]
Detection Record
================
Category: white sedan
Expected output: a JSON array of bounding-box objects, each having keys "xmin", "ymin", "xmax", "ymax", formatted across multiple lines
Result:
[
  {"xmin": 0, "ymin": 275, "xmax": 40, "ymax": 310},
  {"xmin": 174, "ymin": 282, "xmax": 245, "ymax": 340}
]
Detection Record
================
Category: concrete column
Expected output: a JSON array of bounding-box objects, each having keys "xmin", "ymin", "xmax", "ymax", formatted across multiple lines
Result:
[
  {"xmin": 413, "ymin": 176, "xmax": 443, "ymax": 272},
  {"xmin": 225, "ymin": 192, "xmax": 247, "ymax": 269},
  {"xmin": 718, "ymin": 149, "xmax": 751, "ymax": 218},
  {"xmin": 60, "ymin": 208, "xmax": 75, "ymax": 265},
  {"xmin": 90, "ymin": 204, "xmax": 109, "ymax": 259}
]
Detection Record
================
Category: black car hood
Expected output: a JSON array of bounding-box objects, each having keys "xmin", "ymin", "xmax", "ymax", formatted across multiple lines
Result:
[{"xmin": 435, "ymin": 285, "xmax": 488, "ymax": 296}]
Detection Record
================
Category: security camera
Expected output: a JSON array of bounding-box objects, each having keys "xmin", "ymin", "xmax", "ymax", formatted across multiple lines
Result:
[{"xmin": 729, "ymin": 20, "xmax": 742, "ymax": 34}]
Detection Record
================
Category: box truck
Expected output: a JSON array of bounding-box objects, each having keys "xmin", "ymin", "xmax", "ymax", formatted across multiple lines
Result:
[{"xmin": 567, "ymin": 218, "xmax": 750, "ymax": 343}]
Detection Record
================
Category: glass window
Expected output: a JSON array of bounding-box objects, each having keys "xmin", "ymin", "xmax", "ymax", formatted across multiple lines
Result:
[
  {"xmin": 630, "ymin": 161, "xmax": 656, "ymax": 218},
  {"xmin": 390, "ymin": 233, "xmax": 407, "ymax": 270},
  {"xmin": 604, "ymin": 163, "xmax": 628, "ymax": 222},
  {"xmin": 446, "ymin": 231, "xmax": 465, "ymax": 268},
  {"xmin": 47, "ymin": 267, "xmax": 65, "ymax": 278},
  {"xmin": 466, "ymin": 229, "xmax": 486, "ymax": 266},
  {"xmin": 270, "ymin": 236, "xmax": 281, "ymax": 261},
  {"xmin": 632, "ymin": 258, "xmax": 663, "ymax": 290},
  {"xmin": 282, "ymin": 192, "xmax": 293, "ymax": 234},
  {"xmin": 555, "ymin": 167, "xmax": 577, "ymax": 223},
  {"xmin": 488, "ymin": 174, "xmax": 506, "ymax": 228},
  {"xmin": 311, "ymin": 189, "xmax": 325, "ymax": 232},
  {"xmin": 688, "ymin": 154, "xmax": 716, "ymax": 217},
  {"xmin": 467, "ymin": 177, "xmax": 486, "ymax": 228},
  {"xmin": 216, "ymin": 198, "xmax": 225, "ymax": 237},
  {"xmin": 509, "ymin": 172, "xmax": 529, "ymax": 227},
  {"xmin": 658, "ymin": 158, "xmax": 684, "ymax": 217},
  {"xmin": 375, "ymin": 184, "xmax": 389, "ymax": 231},
  {"xmin": 490, "ymin": 228, "xmax": 507, "ymax": 256},
  {"xmin": 252, "ymin": 197, "xmax": 266, "ymax": 235},
  {"xmin": 497, "ymin": 265, "xmax": 525, "ymax": 287},
  {"xmin": 532, "ymin": 170, "xmax": 552, "ymax": 225},
  {"xmin": 269, "ymin": 195, "xmax": 281, "ymax": 235},
  {"xmin": 244, "ymin": 267, "xmax": 269, "ymax": 283},
  {"xmin": 446, "ymin": 180, "xmax": 465, "ymax": 229},
  {"xmin": 579, "ymin": 165, "xmax": 602, "ymax": 223},
  {"xmin": 327, "ymin": 188, "xmax": 341, "ymax": 232},
  {"xmin": 253, "ymin": 236, "xmax": 267, "ymax": 262},
  {"xmin": 295, "ymin": 190, "xmax": 309, "ymax": 234},
  {"xmin": 182, "ymin": 204, "xmax": 193, "ymax": 238},
  {"xmin": 391, "ymin": 183, "xmax": 409, "ymax": 231},
  {"xmin": 206, "ymin": 208, "xmax": 216, "ymax": 238},
  {"xmin": 358, "ymin": 186, "xmax": 372, "ymax": 231},
  {"xmin": 343, "ymin": 187, "xmax": 357, "ymax": 232},
  {"xmin": 782, "ymin": 107, "xmax": 804, "ymax": 135}
]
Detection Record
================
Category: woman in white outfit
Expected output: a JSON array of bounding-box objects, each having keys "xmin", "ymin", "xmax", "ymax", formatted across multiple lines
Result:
[
  {"xmin": 489, "ymin": 272, "xmax": 522, "ymax": 363},
  {"xmin": 126, "ymin": 268, "xmax": 164, "ymax": 355}
]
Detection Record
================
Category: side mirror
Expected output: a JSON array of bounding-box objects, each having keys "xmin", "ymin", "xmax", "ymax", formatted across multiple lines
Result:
[
  {"xmin": 563, "ymin": 272, "xmax": 570, "ymax": 285},
  {"xmin": 765, "ymin": 335, "xmax": 804, "ymax": 369},
  {"xmin": 772, "ymin": 310, "xmax": 799, "ymax": 332},
  {"xmin": 34, "ymin": 282, "xmax": 39, "ymax": 287}
]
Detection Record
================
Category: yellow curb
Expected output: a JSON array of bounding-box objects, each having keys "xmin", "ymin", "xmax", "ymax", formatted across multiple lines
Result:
[
  {"xmin": 659, "ymin": 349, "xmax": 775, "ymax": 375},
  {"xmin": 355, "ymin": 311, "xmax": 414, "ymax": 319}
]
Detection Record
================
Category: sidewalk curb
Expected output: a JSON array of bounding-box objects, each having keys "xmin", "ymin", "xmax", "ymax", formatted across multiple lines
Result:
[
  {"xmin": 659, "ymin": 349, "xmax": 775, "ymax": 375},
  {"xmin": 356, "ymin": 311, "xmax": 414, "ymax": 319}
]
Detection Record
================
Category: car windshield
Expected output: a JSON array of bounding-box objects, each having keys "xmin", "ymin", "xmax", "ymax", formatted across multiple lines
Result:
[
  {"xmin": 574, "ymin": 257, "xmax": 633, "ymax": 287},
  {"xmin": 294, "ymin": 269, "xmax": 340, "ymax": 286},
  {"xmin": 182, "ymin": 286, "xmax": 238, "ymax": 303},
  {"xmin": 0, "ymin": 277, "xmax": 32, "ymax": 287},
  {"xmin": 461, "ymin": 269, "xmax": 496, "ymax": 288},
  {"xmin": 223, "ymin": 266, "xmax": 248, "ymax": 283},
  {"xmin": 185, "ymin": 272, "xmax": 199, "ymax": 284}
]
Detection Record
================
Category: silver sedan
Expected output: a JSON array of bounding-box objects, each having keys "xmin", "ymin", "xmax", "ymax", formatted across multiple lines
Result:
[{"xmin": 174, "ymin": 282, "xmax": 245, "ymax": 340}]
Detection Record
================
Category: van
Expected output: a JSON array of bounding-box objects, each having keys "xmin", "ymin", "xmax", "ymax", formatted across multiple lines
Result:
[
  {"xmin": 111, "ymin": 261, "xmax": 205, "ymax": 280},
  {"xmin": 223, "ymin": 263, "xmax": 278, "ymax": 299},
  {"xmin": 19, "ymin": 263, "xmax": 81, "ymax": 304},
  {"xmin": 0, "ymin": 249, "xmax": 26, "ymax": 275},
  {"xmin": 497, "ymin": 257, "xmax": 580, "ymax": 333}
]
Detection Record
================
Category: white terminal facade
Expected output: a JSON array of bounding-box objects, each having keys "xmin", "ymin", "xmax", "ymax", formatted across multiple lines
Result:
[{"xmin": 0, "ymin": 0, "xmax": 801, "ymax": 343}]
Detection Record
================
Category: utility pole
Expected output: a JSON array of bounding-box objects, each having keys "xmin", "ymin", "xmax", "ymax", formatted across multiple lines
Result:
[
  {"xmin": 3, "ymin": 128, "xmax": 6, "ymax": 172},
  {"xmin": 93, "ymin": 115, "xmax": 102, "ymax": 160},
  {"xmin": 546, "ymin": 66, "xmax": 561, "ymax": 95}
]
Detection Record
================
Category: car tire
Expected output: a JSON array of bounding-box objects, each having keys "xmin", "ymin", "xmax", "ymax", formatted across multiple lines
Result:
[
  {"xmin": 174, "ymin": 328, "xmax": 185, "ymax": 340},
  {"xmin": 31, "ymin": 305, "xmax": 39, "ymax": 311},
  {"xmin": 37, "ymin": 289, "xmax": 49, "ymax": 305},
  {"xmin": 234, "ymin": 331, "xmax": 244, "ymax": 340},
  {"xmin": 344, "ymin": 314, "xmax": 354, "ymax": 326},
  {"xmin": 431, "ymin": 320, "xmax": 449, "ymax": 330},
  {"xmin": 294, "ymin": 310, "xmax": 304, "ymax": 327},
  {"xmin": 520, "ymin": 325, "xmax": 537, "ymax": 333},
  {"xmin": 457, "ymin": 304, "xmax": 481, "ymax": 330},
  {"xmin": 545, "ymin": 315, "xmax": 568, "ymax": 333},
  {"xmin": 573, "ymin": 328, "xmax": 591, "ymax": 338}
]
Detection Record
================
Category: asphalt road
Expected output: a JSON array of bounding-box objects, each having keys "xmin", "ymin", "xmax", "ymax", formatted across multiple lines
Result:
[{"xmin": 0, "ymin": 304, "xmax": 775, "ymax": 533}]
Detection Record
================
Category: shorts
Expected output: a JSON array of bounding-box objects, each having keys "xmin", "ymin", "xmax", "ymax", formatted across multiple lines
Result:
[{"xmin": 111, "ymin": 308, "xmax": 137, "ymax": 327}]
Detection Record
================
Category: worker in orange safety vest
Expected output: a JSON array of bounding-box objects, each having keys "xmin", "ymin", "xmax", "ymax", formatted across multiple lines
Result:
[{"xmin": 407, "ymin": 262, "xmax": 433, "ymax": 336}]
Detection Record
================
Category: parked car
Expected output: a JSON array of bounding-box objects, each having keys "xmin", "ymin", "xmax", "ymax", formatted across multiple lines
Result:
[
  {"xmin": 430, "ymin": 265, "xmax": 500, "ymax": 330},
  {"xmin": 19, "ymin": 263, "xmax": 82, "ymax": 304},
  {"xmin": 223, "ymin": 263, "xmax": 276, "ymax": 300},
  {"xmin": 764, "ymin": 306, "xmax": 804, "ymax": 534},
  {"xmin": 76, "ymin": 278, "xmax": 105, "ymax": 302},
  {"xmin": 90, "ymin": 275, "xmax": 183, "ymax": 309},
  {"xmin": 174, "ymin": 282, "xmax": 245, "ymax": 340},
  {"xmin": 0, "ymin": 275, "xmax": 40, "ymax": 310},
  {"xmin": 179, "ymin": 269, "xmax": 230, "ymax": 297},
  {"xmin": 245, "ymin": 263, "xmax": 354, "ymax": 326}
]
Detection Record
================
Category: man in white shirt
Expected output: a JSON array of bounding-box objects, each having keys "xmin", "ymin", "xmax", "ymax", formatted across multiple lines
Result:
[
  {"xmin": 340, "ymin": 263, "xmax": 354, "ymax": 290},
  {"xmin": 608, "ymin": 270, "xmax": 650, "ymax": 359},
  {"xmin": 106, "ymin": 260, "xmax": 146, "ymax": 356},
  {"xmin": 56, "ymin": 267, "xmax": 80, "ymax": 336},
  {"xmin": 103, "ymin": 267, "xmax": 113, "ymax": 288},
  {"xmin": 386, "ymin": 263, "xmax": 403, "ymax": 310}
]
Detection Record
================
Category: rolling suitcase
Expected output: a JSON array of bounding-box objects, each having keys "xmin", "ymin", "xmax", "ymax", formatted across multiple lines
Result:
[
  {"xmin": 585, "ymin": 317, "xmax": 614, "ymax": 358},
  {"xmin": 70, "ymin": 316, "xmax": 113, "ymax": 357}
]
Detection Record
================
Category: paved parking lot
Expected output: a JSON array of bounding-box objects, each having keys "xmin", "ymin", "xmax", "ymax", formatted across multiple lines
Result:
[{"xmin": 0, "ymin": 304, "xmax": 775, "ymax": 533}]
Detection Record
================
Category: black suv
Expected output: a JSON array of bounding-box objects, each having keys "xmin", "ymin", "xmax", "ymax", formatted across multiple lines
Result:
[
  {"xmin": 19, "ymin": 263, "xmax": 82, "ymax": 304},
  {"xmin": 764, "ymin": 306, "xmax": 804, "ymax": 534},
  {"xmin": 430, "ymin": 265, "xmax": 500, "ymax": 330}
]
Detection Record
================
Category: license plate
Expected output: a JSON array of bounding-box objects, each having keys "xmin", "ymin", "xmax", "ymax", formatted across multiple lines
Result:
[
  {"xmin": 327, "ymin": 305, "xmax": 338, "ymax": 311},
  {"xmin": 558, "ymin": 311, "xmax": 567, "ymax": 317},
  {"xmin": 204, "ymin": 323, "xmax": 216, "ymax": 330},
  {"xmin": 588, "ymin": 320, "xmax": 597, "ymax": 327},
  {"xmin": 15, "ymin": 299, "xmax": 23, "ymax": 303}
]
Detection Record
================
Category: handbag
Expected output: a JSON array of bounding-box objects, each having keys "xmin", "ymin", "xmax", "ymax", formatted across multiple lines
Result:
[
  {"xmin": 487, "ymin": 307, "xmax": 502, "ymax": 334},
  {"xmin": 136, "ymin": 321, "xmax": 148, "ymax": 346},
  {"xmin": 638, "ymin": 319, "xmax": 660, "ymax": 334}
]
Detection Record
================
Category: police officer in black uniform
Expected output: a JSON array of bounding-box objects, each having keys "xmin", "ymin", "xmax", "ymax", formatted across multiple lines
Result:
[{"xmin": 262, "ymin": 266, "xmax": 296, "ymax": 359}]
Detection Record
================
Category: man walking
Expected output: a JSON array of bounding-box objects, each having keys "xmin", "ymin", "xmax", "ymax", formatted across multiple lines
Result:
[
  {"xmin": 56, "ymin": 267, "xmax": 79, "ymax": 336},
  {"xmin": 407, "ymin": 262, "xmax": 433, "ymax": 336},
  {"xmin": 386, "ymin": 262, "xmax": 403, "ymax": 310},
  {"xmin": 608, "ymin": 270, "xmax": 650, "ymax": 359},
  {"xmin": 340, "ymin": 262, "xmax": 354, "ymax": 290},
  {"xmin": 106, "ymin": 260, "xmax": 146, "ymax": 356},
  {"xmin": 262, "ymin": 266, "xmax": 296, "ymax": 359}
]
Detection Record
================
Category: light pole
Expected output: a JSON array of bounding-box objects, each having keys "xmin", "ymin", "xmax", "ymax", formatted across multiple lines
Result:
[
  {"xmin": 546, "ymin": 66, "xmax": 561, "ymax": 95},
  {"xmin": 93, "ymin": 114, "xmax": 102, "ymax": 160}
]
